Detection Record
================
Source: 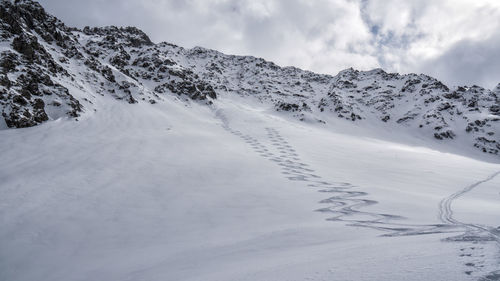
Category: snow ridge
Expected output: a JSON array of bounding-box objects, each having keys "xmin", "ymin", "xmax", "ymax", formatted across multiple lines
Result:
[{"xmin": 0, "ymin": 0, "xmax": 499, "ymax": 157}]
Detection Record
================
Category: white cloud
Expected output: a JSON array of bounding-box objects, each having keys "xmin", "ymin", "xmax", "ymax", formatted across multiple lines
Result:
[{"xmin": 40, "ymin": 0, "xmax": 500, "ymax": 88}]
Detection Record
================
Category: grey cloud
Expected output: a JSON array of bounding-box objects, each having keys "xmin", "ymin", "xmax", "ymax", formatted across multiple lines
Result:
[
  {"xmin": 417, "ymin": 32, "xmax": 500, "ymax": 89},
  {"xmin": 38, "ymin": 0, "xmax": 500, "ymax": 88}
]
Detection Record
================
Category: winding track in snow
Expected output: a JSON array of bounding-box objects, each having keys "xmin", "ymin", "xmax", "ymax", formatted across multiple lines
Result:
[
  {"xmin": 215, "ymin": 108, "xmax": 500, "ymax": 279},
  {"xmin": 215, "ymin": 109, "xmax": 412, "ymax": 231},
  {"xmin": 438, "ymin": 171, "xmax": 500, "ymax": 280},
  {"xmin": 438, "ymin": 170, "xmax": 500, "ymax": 238}
]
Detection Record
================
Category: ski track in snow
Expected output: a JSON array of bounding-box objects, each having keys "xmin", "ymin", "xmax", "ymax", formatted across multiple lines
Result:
[
  {"xmin": 438, "ymin": 171, "xmax": 500, "ymax": 280},
  {"xmin": 216, "ymin": 108, "xmax": 500, "ymax": 280}
]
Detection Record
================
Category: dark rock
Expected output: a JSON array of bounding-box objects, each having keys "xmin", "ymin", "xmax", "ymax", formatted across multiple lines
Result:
[
  {"xmin": 0, "ymin": 51, "xmax": 19, "ymax": 72},
  {"xmin": 434, "ymin": 130, "xmax": 455, "ymax": 140},
  {"xmin": 13, "ymin": 95, "xmax": 27, "ymax": 105},
  {"xmin": 490, "ymin": 105, "xmax": 500, "ymax": 115},
  {"xmin": 101, "ymin": 66, "xmax": 115, "ymax": 82},
  {"xmin": 12, "ymin": 34, "xmax": 41, "ymax": 61},
  {"xmin": 276, "ymin": 102, "xmax": 300, "ymax": 112},
  {"xmin": 155, "ymin": 80, "xmax": 216, "ymax": 101},
  {"xmin": 0, "ymin": 75, "xmax": 11, "ymax": 88}
]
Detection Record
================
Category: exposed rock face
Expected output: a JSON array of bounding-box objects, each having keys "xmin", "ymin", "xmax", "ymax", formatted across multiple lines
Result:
[
  {"xmin": 0, "ymin": 0, "xmax": 81, "ymax": 128},
  {"xmin": 0, "ymin": 0, "xmax": 498, "ymax": 156}
]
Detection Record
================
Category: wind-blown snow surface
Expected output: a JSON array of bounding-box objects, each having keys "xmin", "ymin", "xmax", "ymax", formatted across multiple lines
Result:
[{"xmin": 1, "ymin": 94, "xmax": 500, "ymax": 281}]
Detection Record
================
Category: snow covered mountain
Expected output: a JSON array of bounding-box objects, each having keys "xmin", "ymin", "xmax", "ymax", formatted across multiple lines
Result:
[
  {"xmin": 1, "ymin": 0, "xmax": 499, "ymax": 158},
  {"xmin": 2, "ymin": 1, "xmax": 500, "ymax": 281}
]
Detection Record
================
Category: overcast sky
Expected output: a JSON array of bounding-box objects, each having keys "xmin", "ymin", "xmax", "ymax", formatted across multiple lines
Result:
[{"xmin": 39, "ymin": 0, "xmax": 500, "ymax": 89}]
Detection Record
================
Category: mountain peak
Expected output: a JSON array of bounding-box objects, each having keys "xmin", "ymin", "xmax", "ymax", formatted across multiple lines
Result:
[
  {"xmin": 0, "ymin": 0, "xmax": 498, "ymax": 158},
  {"xmin": 82, "ymin": 26, "xmax": 153, "ymax": 47},
  {"xmin": 1, "ymin": 0, "xmax": 69, "ymax": 42},
  {"xmin": 493, "ymin": 83, "xmax": 500, "ymax": 93}
]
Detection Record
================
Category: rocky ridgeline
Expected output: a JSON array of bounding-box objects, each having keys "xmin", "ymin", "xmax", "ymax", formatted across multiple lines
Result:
[
  {"xmin": 0, "ymin": 0, "xmax": 499, "ymax": 156},
  {"xmin": 322, "ymin": 69, "xmax": 500, "ymax": 154}
]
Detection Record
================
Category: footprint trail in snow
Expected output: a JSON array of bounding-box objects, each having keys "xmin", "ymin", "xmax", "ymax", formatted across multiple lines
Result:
[{"xmin": 215, "ymin": 108, "xmax": 500, "ymax": 279}]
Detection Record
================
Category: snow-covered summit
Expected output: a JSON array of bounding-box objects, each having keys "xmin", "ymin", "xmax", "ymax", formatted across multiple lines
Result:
[{"xmin": 0, "ymin": 0, "xmax": 499, "ymax": 157}]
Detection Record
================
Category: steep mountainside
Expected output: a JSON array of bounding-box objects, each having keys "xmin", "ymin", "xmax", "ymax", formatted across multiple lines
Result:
[{"xmin": 0, "ymin": 0, "xmax": 499, "ymax": 156}]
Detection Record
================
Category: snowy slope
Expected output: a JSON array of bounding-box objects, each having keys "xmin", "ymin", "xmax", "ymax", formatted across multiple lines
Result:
[
  {"xmin": 1, "ymin": 1, "xmax": 500, "ymax": 281},
  {"xmin": 1, "ymin": 93, "xmax": 500, "ymax": 281}
]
